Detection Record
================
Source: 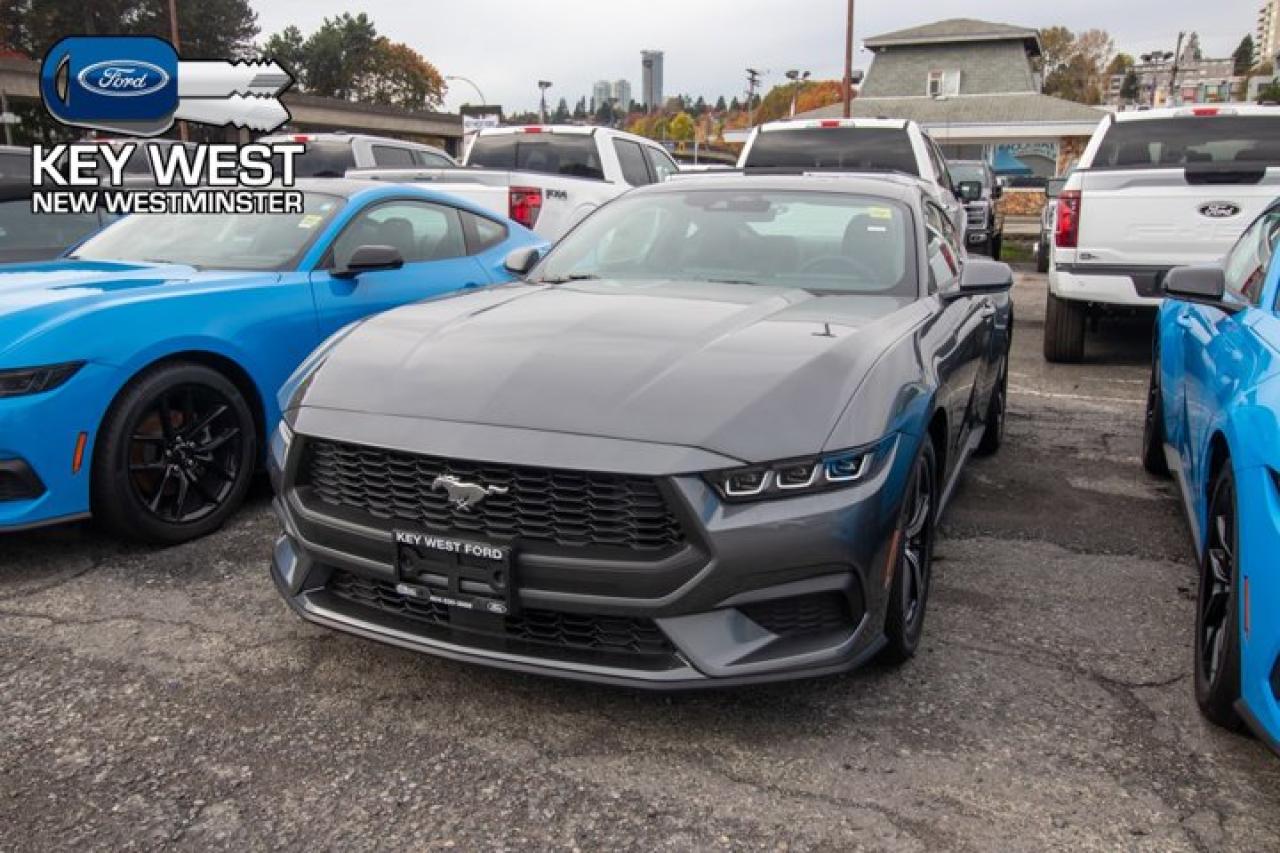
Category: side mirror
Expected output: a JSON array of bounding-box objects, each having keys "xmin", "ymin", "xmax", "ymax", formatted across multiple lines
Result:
[
  {"xmin": 956, "ymin": 181, "xmax": 984, "ymax": 203},
  {"xmin": 991, "ymin": 184, "xmax": 1003, "ymax": 200},
  {"xmin": 1164, "ymin": 264, "xmax": 1238, "ymax": 311},
  {"xmin": 504, "ymin": 246, "xmax": 541, "ymax": 276},
  {"xmin": 958, "ymin": 259, "xmax": 1014, "ymax": 294},
  {"xmin": 332, "ymin": 244, "xmax": 404, "ymax": 279},
  {"xmin": 1045, "ymin": 178, "xmax": 1066, "ymax": 200}
]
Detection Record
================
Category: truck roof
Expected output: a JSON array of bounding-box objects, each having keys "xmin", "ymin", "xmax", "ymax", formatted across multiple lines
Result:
[
  {"xmin": 474, "ymin": 124, "xmax": 659, "ymax": 146},
  {"xmin": 656, "ymin": 170, "xmax": 929, "ymax": 203},
  {"xmin": 1109, "ymin": 104, "xmax": 1280, "ymax": 123},
  {"xmin": 754, "ymin": 118, "xmax": 912, "ymax": 132}
]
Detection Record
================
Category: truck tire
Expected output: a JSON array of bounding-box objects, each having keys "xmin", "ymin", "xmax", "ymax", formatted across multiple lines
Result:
[
  {"xmin": 1043, "ymin": 290, "xmax": 1086, "ymax": 363},
  {"xmin": 1036, "ymin": 237, "xmax": 1050, "ymax": 273},
  {"xmin": 990, "ymin": 235, "xmax": 1002, "ymax": 261}
]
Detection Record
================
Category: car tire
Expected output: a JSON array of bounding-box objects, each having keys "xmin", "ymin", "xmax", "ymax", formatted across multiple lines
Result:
[
  {"xmin": 990, "ymin": 235, "xmax": 1002, "ymax": 261},
  {"xmin": 1194, "ymin": 464, "xmax": 1245, "ymax": 731},
  {"xmin": 1036, "ymin": 238, "xmax": 1050, "ymax": 274},
  {"xmin": 1043, "ymin": 290, "xmax": 1085, "ymax": 363},
  {"xmin": 1142, "ymin": 350, "xmax": 1170, "ymax": 477},
  {"xmin": 881, "ymin": 438, "xmax": 938, "ymax": 664},
  {"xmin": 92, "ymin": 362, "xmax": 258, "ymax": 545},
  {"xmin": 976, "ymin": 358, "xmax": 1007, "ymax": 456}
]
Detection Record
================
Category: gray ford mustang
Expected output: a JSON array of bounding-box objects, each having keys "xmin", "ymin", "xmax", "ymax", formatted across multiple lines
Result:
[{"xmin": 268, "ymin": 174, "xmax": 1014, "ymax": 688}]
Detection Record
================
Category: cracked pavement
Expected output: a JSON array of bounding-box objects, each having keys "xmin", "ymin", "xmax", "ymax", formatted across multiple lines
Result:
[{"xmin": 2, "ymin": 271, "xmax": 1279, "ymax": 851}]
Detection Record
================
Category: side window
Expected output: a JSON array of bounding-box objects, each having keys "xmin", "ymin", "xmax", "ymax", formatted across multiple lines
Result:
[
  {"xmin": 644, "ymin": 146, "xmax": 679, "ymax": 182},
  {"xmin": 461, "ymin": 210, "xmax": 508, "ymax": 253},
  {"xmin": 927, "ymin": 139, "xmax": 953, "ymax": 191},
  {"xmin": 414, "ymin": 151, "xmax": 453, "ymax": 167},
  {"xmin": 332, "ymin": 201, "xmax": 467, "ymax": 268},
  {"xmin": 372, "ymin": 145, "xmax": 416, "ymax": 168},
  {"xmin": 924, "ymin": 203, "xmax": 961, "ymax": 291},
  {"xmin": 1226, "ymin": 211, "xmax": 1280, "ymax": 306},
  {"xmin": 613, "ymin": 139, "xmax": 652, "ymax": 186}
]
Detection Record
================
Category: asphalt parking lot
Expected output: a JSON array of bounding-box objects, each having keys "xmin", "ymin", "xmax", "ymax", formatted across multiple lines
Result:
[{"xmin": 2, "ymin": 269, "xmax": 1279, "ymax": 851}]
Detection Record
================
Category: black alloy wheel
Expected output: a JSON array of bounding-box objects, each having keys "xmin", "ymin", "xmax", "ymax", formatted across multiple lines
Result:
[
  {"xmin": 882, "ymin": 439, "xmax": 937, "ymax": 663},
  {"xmin": 1142, "ymin": 352, "xmax": 1170, "ymax": 476},
  {"xmin": 1194, "ymin": 465, "xmax": 1244, "ymax": 730},
  {"xmin": 93, "ymin": 363, "xmax": 257, "ymax": 544}
]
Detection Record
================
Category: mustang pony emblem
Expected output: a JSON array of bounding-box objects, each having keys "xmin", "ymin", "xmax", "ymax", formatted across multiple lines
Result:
[{"xmin": 431, "ymin": 475, "xmax": 508, "ymax": 511}]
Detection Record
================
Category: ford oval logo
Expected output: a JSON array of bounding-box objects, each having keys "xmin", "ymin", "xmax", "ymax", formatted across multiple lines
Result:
[
  {"xmin": 76, "ymin": 60, "xmax": 169, "ymax": 98},
  {"xmin": 1199, "ymin": 202, "xmax": 1242, "ymax": 219}
]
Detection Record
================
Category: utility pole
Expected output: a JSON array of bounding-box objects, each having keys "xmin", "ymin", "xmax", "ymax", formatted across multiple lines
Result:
[
  {"xmin": 746, "ymin": 68, "xmax": 761, "ymax": 126},
  {"xmin": 1168, "ymin": 31, "xmax": 1186, "ymax": 106},
  {"xmin": 842, "ymin": 0, "xmax": 855, "ymax": 118},
  {"xmin": 538, "ymin": 80, "xmax": 552, "ymax": 124},
  {"xmin": 168, "ymin": 0, "xmax": 188, "ymax": 141}
]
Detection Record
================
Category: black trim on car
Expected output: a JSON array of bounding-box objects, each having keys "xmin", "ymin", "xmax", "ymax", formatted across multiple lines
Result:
[{"xmin": 0, "ymin": 459, "xmax": 45, "ymax": 502}]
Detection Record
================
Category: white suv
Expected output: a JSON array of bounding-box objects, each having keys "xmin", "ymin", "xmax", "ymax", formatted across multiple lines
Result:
[
  {"xmin": 258, "ymin": 132, "xmax": 457, "ymax": 177},
  {"xmin": 1045, "ymin": 105, "xmax": 1280, "ymax": 361}
]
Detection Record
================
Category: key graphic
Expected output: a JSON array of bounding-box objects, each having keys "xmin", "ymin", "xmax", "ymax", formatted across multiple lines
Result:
[{"xmin": 40, "ymin": 36, "xmax": 293, "ymax": 137}]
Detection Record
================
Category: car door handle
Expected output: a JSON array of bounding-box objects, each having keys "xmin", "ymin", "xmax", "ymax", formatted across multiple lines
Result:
[
  {"xmin": 978, "ymin": 303, "xmax": 996, "ymax": 318},
  {"xmin": 1175, "ymin": 314, "xmax": 1195, "ymax": 329}
]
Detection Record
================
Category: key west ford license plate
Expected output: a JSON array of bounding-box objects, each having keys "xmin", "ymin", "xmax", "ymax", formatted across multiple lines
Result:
[{"xmin": 393, "ymin": 530, "xmax": 518, "ymax": 617}]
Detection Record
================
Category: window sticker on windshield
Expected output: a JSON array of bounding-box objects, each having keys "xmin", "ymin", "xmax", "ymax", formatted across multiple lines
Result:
[
  {"xmin": 869, "ymin": 207, "xmax": 893, "ymax": 220},
  {"xmin": 298, "ymin": 214, "xmax": 324, "ymax": 229}
]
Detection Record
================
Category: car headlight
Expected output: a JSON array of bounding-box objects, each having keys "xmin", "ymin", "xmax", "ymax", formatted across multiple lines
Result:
[
  {"xmin": 0, "ymin": 361, "xmax": 85, "ymax": 398},
  {"xmin": 277, "ymin": 321, "xmax": 365, "ymax": 414},
  {"xmin": 708, "ymin": 439, "xmax": 890, "ymax": 503}
]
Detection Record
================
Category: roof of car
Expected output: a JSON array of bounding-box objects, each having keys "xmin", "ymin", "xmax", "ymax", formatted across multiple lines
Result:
[
  {"xmin": 638, "ymin": 172, "xmax": 926, "ymax": 204},
  {"xmin": 1110, "ymin": 105, "xmax": 1280, "ymax": 122}
]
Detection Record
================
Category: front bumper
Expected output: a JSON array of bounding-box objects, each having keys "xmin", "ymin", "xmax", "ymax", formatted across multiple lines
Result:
[
  {"xmin": 0, "ymin": 362, "xmax": 118, "ymax": 532},
  {"xmin": 269, "ymin": 416, "xmax": 914, "ymax": 688}
]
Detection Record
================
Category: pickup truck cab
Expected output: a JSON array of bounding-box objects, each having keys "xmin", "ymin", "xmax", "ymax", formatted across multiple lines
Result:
[
  {"xmin": 259, "ymin": 132, "xmax": 457, "ymax": 177},
  {"xmin": 736, "ymin": 118, "xmax": 967, "ymax": 236},
  {"xmin": 1045, "ymin": 105, "xmax": 1280, "ymax": 361},
  {"xmin": 350, "ymin": 125, "xmax": 682, "ymax": 240}
]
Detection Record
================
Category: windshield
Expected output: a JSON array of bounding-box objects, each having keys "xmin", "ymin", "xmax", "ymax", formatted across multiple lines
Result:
[
  {"xmin": 467, "ymin": 133, "xmax": 605, "ymax": 180},
  {"xmin": 0, "ymin": 200, "xmax": 102, "ymax": 254},
  {"xmin": 0, "ymin": 151, "xmax": 31, "ymax": 182},
  {"xmin": 950, "ymin": 163, "xmax": 986, "ymax": 184},
  {"xmin": 289, "ymin": 141, "xmax": 358, "ymax": 178},
  {"xmin": 535, "ymin": 189, "xmax": 916, "ymax": 296},
  {"xmin": 743, "ymin": 128, "xmax": 920, "ymax": 175},
  {"xmin": 1094, "ymin": 117, "xmax": 1280, "ymax": 169},
  {"xmin": 72, "ymin": 193, "xmax": 344, "ymax": 270}
]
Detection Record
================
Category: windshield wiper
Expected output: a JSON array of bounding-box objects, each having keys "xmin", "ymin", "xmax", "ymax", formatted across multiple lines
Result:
[
  {"xmin": 539, "ymin": 273, "xmax": 600, "ymax": 284},
  {"xmin": 699, "ymin": 277, "xmax": 760, "ymax": 286}
]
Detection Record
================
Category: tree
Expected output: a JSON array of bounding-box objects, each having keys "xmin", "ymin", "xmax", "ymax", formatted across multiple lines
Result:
[
  {"xmin": 594, "ymin": 100, "xmax": 614, "ymax": 125},
  {"xmin": 714, "ymin": 95, "xmax": 727, "ymax": 112},
  {"xmin": 1120, "ymin": 68, "xmax": 1140, "ymax": 102},
  {"xmin": 729, "ymin": 96, "xmax": 741, "ymax": 111},
  {"xmin": 1040, "ymin": 26, "xmax": 1114, "ymax": 105},
  {"xmin": 1234, "ymin": 35, "xmax": 1256, "ymax": 76},
  {"xmin": 1106, "ymin": 53, "xmax": 1134, "ymax": 76},
  {"xmin": 552, "ymin": 97, "xmax": 570, "ymax": 123},
  {"xmin": 668, "ymin": 111, "xmax": 695, "ymax": 142},
  {"xmin": 693, "ymin": 95, "xmax": 707, "ymax": 115},
  {"xmin": 572, "ymin": 97, "xmax": 587, "ymax": 120},
  {"xmin": 1038, "ymin": 26, "xmax": 1075, "ymax": 75},
  {"xmin": 2, "ymin": 0, "xmax": 259, "ymax": 59},
  {"xmin": 263, "ymin": 15, "xmax": 446, "ymax": 109},
  {"xmin": 1259, "ymin": 78, "xmax": 1280, "ymax": 102}
]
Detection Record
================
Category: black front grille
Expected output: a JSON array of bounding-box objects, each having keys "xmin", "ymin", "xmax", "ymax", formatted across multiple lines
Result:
[
  {"xmin": 302, "ymin": 439, "xmax": 686, "ymax": 555},
  {"xmin": 740, "ymin": 591, "xmax": 855, "ymax": 638},
  {"xmin": 328, "ymin": 570, "xmax": 676, "ymax": 661}
]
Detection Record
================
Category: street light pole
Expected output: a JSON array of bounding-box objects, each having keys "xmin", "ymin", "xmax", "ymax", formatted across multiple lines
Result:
[
  {"xmin": 445, "ymin": 75, "xmax": 487, "ymax": 106},
  {"xmin": 168, "ymin": 0, "xmax": 188, "ymax": 141},
  {"xmin": 842, "ymin": 0, "xmax": 855, "ymax": 118},
  {"xmin": 537, "ymin": 81, "xmax": 552, "ymax": 124}
]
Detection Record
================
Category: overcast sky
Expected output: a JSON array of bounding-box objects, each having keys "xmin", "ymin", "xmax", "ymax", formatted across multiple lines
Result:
[{"xmin": 253, "ymin": 0, "xmax": 1262, "ymax": 112}]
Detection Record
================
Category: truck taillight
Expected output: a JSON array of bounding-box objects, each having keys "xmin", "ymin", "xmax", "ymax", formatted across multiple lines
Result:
[
  {"xmin": 509, "ymin": 186, "xmax": 543, "ymax": 229},
  {"xmin": 1055, "ymin": 190, "xmax": 1082, "ymax": 249}
]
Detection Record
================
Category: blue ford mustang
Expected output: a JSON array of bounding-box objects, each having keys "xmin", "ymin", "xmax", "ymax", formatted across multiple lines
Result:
[
  {"xmin": 0, "ymin": 179, "xmax": 546, "ymax": 543},
  {"xmin": 1144, "ymin": 200, "xmax": 1280, "ymax": 754}
]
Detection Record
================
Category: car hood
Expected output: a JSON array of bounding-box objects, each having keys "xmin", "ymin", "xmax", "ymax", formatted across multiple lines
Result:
[
  {"xmin": 305, "ymin": 279, "xmax": 924, "ymax": 463},
  {"xmin": 0, "ymin": 259, "xmax": 276, "ymax": 360}
]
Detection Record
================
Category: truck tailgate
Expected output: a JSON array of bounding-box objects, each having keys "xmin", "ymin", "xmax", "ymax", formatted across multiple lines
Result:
[{"xmin": 1074, "ymin": 167, "xmax": 1280, "ymax": 267}]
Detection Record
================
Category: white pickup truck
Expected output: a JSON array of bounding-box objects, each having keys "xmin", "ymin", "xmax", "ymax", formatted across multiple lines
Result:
[
  {"xmin": 736, "ymin": 118, "xmax": 968, "ymax": 237},
  {"xmin": 1046, "ymin": 105, "xmax": 1280, "ymax": 361},
  {"xmin": 349, "ymin": 125, "xmax": 682, "ymax": 240}
]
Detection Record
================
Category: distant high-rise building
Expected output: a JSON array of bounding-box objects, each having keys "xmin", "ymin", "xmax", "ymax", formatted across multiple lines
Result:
[
  {"xmin": 591, "ymin": 80, "xmax": 612, "ymax": 112},
  {"xmin": 612, "ymin": 79, "xmax": 632, "ymax": 111},
  {"xmin": 1260, "ymin": 1, "xmax": 1280, "ymax": 65},
  {"xmin": 641, "ymin": 50, "xmax": 664, "ymax": 110}
]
